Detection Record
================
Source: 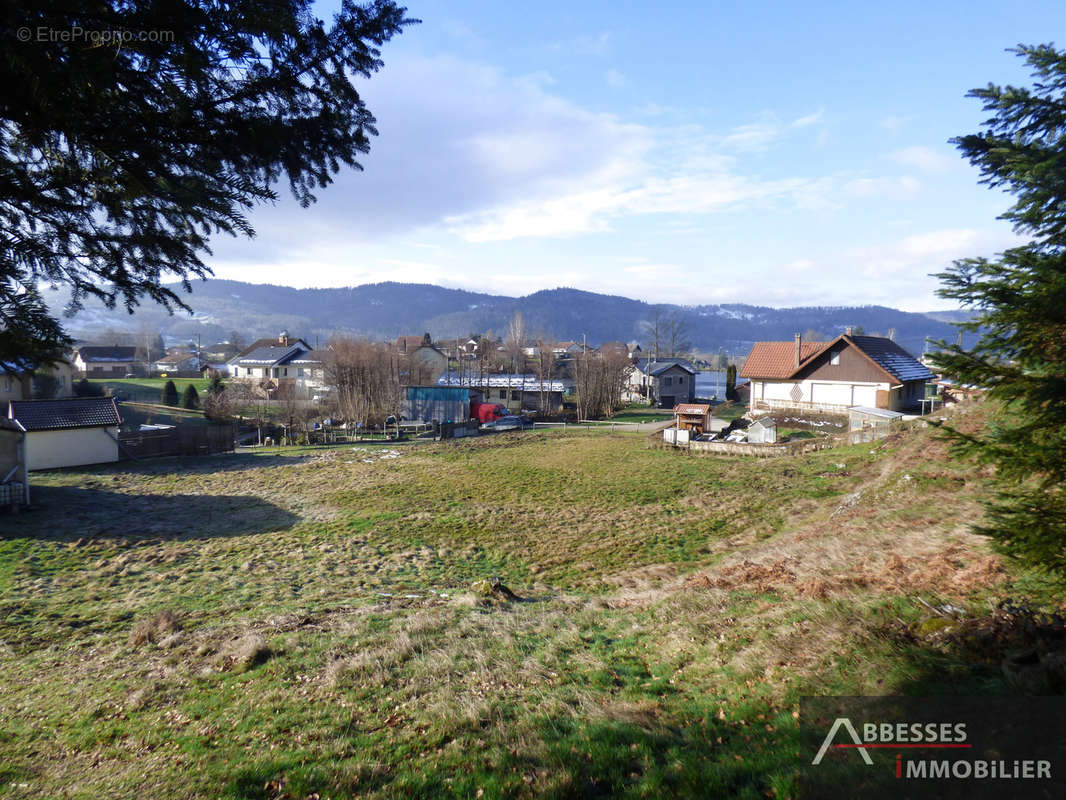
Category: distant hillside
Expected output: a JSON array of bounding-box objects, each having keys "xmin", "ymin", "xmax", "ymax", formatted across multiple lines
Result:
[{"xmin": 48, "ymin": 280, "xmax": 973, "ymax": 355}]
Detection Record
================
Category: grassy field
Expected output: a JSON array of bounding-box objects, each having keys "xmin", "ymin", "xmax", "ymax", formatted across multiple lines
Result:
[
  {"xmin": 91, "ymin": 377, "xmax": 213, "ymax": 404},
  {"xmin": 607, "ymin": 407, "xmax": 675, "ymax": 424},
  {"xmin": 0, "ymin": 411, "xmax": 1055, "ymax": 798}
]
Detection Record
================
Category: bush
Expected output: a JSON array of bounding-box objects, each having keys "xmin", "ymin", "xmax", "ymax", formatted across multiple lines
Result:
[
  {"xmin": 73, "ymin": 378, "xmax": 105, "ymax": 397},
  {"xmin": 161, "ymin": 380, "xmax": 179, "ymax": 406},
  {"xmin": 181, "ymin": 384, "xmax": 200, "ymax": 409}
]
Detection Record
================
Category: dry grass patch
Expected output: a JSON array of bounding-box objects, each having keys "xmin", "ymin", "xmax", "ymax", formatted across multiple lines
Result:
[{"xmin": 129, "ymin": 608, "xmax": 183, "ymax": 646}]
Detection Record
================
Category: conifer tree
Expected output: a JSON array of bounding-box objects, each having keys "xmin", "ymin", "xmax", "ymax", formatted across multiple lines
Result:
[
  {"xmin": 181, "ymin": 384, "xmax": 200, "ymax": 410},
  {"xmin": 933, "ymin": 44, "xmax": 1066, "ymax": 572},
  {"xmin": 161, "ymin": 380, "xmax": 179, "ymax": 407},
  {"xmin": 2, "ymin": 0, "xmax": 413, "ymax": 370}
]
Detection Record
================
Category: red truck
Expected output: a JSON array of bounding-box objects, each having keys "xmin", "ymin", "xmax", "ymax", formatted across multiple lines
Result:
[{"xmin": 470, "ymin": 400, "xmax": 507, "ymax": 424}]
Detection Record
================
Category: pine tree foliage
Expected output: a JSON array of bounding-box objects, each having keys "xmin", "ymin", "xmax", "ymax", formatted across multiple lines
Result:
[
  {"xmin": 1, "ymin": 0, "xmax": 413, "ymax": 368},
  {"xmin": 933, "ymin": 44, "xmax": 1066, "ymax": 572},
  {"xmin": 181, "ymin": 384, "xmax": 200, "ymax": 409},
  {"xmin": 161, "ymin": 380, "xmax": 178, "ymax": 407}
]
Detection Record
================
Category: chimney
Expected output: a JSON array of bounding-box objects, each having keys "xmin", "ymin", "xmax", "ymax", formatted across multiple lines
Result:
[
  {"xmin": 794, "ymin": 333, "xmax": 801, "ymax": 368},
  {"xmin": 845, "ymin": 326, "xmax": 854, "ymax": 337},
  {"xmin": 278, "ymin": 330, "xmax": 289, "ymax": 346}
]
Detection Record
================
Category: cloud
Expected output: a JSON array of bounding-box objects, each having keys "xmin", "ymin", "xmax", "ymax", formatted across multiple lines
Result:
[
  {"xmin": 792, "ymin": 109, "xmax": 824, "ymax": 128},
  {"xmin": 889, "ymin": 145, "xmax": 957, "ymax": 173},
  {"xmin": 605, "ymin": 68, "xmax": 626, "ymax": 88}
]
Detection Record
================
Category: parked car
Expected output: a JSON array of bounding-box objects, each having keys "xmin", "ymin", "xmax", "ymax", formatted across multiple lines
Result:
[{"xmin": 481, "ymin": 415, "xmax": 533, "ymax": 432}]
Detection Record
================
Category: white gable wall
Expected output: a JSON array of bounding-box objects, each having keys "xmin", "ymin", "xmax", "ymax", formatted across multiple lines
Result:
[
  {"xmin": 751, "ymin": 379, "xmax": 892, "ymax": 412},
  {"xmin": 25, "ymin": 427, "xmax": 120, "ymax": 471}
]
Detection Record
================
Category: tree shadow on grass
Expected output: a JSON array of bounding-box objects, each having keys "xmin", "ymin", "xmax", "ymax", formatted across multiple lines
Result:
[
  {"xmin": 1, "ymin": 485, "xmax": 300, "ymax": 541},
  {"xmin": 85, "ymin": 450, "xmax": 317, "ymax": 476},
  {"xmin": 217, "ymin": 709, "xmax": 800, "ymax": 800}
]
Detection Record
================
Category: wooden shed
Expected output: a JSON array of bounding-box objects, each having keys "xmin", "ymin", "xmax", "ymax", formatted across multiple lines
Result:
[{"xmin": 674, "ymin": 403, "xmax": 712, "ymax": 436}]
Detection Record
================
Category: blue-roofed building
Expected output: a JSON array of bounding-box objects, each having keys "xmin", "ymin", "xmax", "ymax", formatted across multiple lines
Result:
[{"xmin": 741, "ymin": 327, "xmax": 934, "ymax": 413}]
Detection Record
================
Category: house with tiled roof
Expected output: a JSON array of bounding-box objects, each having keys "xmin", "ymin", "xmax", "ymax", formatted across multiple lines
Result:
[
  {"xmin": 8, "ymin": 397, "xmax": 122, "ymax": 470},
  {"xmin": 740, "ymin": 328, "xmax": 934, "ymax": 413},
  {"xmin": 227, "ymin": 332, "xmax": 324, "ymax": 399}
]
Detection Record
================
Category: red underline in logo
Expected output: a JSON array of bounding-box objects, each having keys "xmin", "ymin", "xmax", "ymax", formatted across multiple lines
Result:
[{"xmin": 833, "ymin": 744, "xmax": 973, "ymax": 749}]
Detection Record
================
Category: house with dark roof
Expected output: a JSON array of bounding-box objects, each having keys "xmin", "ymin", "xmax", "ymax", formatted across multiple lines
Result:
[
  {"xmin": 227, "ymin": 332, "xmax": 324, "ymax": 399},
  {"xmin": 72, "ymin": 346, "xmax": 145, "ymax": 378},
  {"xmin": 740, "ymin": 328, "xmax": 934, "ymax": 413},
  {"xmin": 626, "ymin": 358, "xmax": 697, "ymax": 408},
  {"xmin": 8, "ymin": 397, "xmax": 122, "ymax": 470}
]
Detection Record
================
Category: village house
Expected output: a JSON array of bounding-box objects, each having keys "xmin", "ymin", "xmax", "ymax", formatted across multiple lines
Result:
[
  {"xmin": 395, "ymin": 335, "xmax": 448, "ymax": 385},
  {"xmin": 72, "ymin": 345, "xmax": 145, "ymax": 378},
  {"xmin": 227, "ymin": 332, "xmax": 324, "ymax": 399},
  {"xmin": 8, "ymin": 396, "xmax": 122, "ymax": 471},
  {"xmin": 1, "ymin": 358, "xmax": 76, "ymax": 409},
  {"xmin": 627, "ymin": 358, "xmax": 698, "ymax": 408},
  {"xmin": 203, "ymin": 341, "xmax": 241, "ymax": 362},
  {"xmin": 741, "ymin": 329, "xmax": 934, "ymax": 413},
  {"xmin": 153, "ymin": 348, "xmax": 201, "ymax": 374}
]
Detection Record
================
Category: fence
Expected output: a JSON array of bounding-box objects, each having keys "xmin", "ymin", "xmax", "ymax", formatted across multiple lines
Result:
[
  {"xmin": 117, "ymin": 423, "xmax": 235, "ymax": 459},
  {"xmin": 654, "ymin": 420, "xmax": 922, "ymax": 457}
]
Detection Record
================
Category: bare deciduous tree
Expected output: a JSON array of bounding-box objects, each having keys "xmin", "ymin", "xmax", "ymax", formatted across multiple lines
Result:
[
  {"xmin": 324, "ymin": 336, "xmax": 402, "ymax": 427},
  {"xmin": 504, "ymin": 312, "xmax": 527, "ymax": 373}
]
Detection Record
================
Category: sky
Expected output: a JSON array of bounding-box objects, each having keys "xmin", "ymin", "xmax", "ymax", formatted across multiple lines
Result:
[{"xmin": 205, "ymin": 1, "xmax": 1066, "ymax": 311}]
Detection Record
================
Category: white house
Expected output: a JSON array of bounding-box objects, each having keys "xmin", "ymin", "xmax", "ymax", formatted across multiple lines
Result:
[
  {"xmin": 72, "ymin": 346, "xmax": 144, "ymax": 377},
  {"xmin": 740, "ymin": 329, "xmax": 934, "ymax": 413},
  {"xmin": 8, "ymin": 397, "xmax": 122, "ymax": 471},
  {"xmin": 227, "ymin": 332, "xmax": 325, "ymax": 399}
]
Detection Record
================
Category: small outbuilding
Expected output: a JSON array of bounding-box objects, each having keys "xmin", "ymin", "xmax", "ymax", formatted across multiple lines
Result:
[
  {"xmin": 0, "ymin": 418, "xmax": 29, "ymax": 507},
  {"xmin": 848, "ymin": 405, "xmax": 904, "ymax": 433},
  {"xmin": 403, "ymin": 385, "xmax": 471, "ymax": 425},
  {"xmin": 674, "ymin": 403, "xmax": 712, "ymax": 436},
  {"xmin": 746, "ymin": 416, "xmax": 778, "ymax": 443},
  {"xmin": 9, "ymin": 397, "xmax": 122, "ymax": 471}
]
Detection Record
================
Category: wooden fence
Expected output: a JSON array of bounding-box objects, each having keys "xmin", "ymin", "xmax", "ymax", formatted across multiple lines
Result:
[{"xmin": 118, "ymin": 423, "xmax": 235, "ymax": 460}]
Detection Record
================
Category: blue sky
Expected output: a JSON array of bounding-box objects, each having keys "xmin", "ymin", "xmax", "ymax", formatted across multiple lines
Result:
[{"xmin": 207, "ymin": 1, "xmax": 1066, "ymax": 311}]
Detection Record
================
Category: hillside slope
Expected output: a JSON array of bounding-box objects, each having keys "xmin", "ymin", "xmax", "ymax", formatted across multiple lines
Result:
[
  {"xmin": 1, "ymin": 404, "xmax": 1047, "ymax": 798},
  {"xmin": 48, "ymin": 279, "xmax": 970, "ymax": 355}
]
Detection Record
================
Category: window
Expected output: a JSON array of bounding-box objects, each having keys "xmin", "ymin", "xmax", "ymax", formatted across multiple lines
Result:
[
  {"xmin": 678, "ymin": 375, "xmax": 685, "ymax": 384},
  {"xmin": 663, "ymin": 376, "xmax": 672, "ymax": 386},
  {"xmin": 830, "ymin": 350, "xmax": 841, "ymax": 366},
  {"xmin": 298, "ymin": 368, "xmax": 304, "ymax": 377},
  {"xmin": 283, "ymin": 368, "xmax": 288, "ymax": 377},
  {"xmin": 246, "ymin": 367, "xmax": 252, "ymax": 376},
  {"xmin": 511, "ymin": 390, "xmax": 520, "ymax": 401},
  {"xmin": 273, "ymin": 367, "xmax": 279, "ymax": 378},
  {"xmin": 499, "ymin": 389, "xmax": 506, "ymax": 399},
  {"xmin": 2, "ymin": 379, "xmax": 9, "ymax": 391}
]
